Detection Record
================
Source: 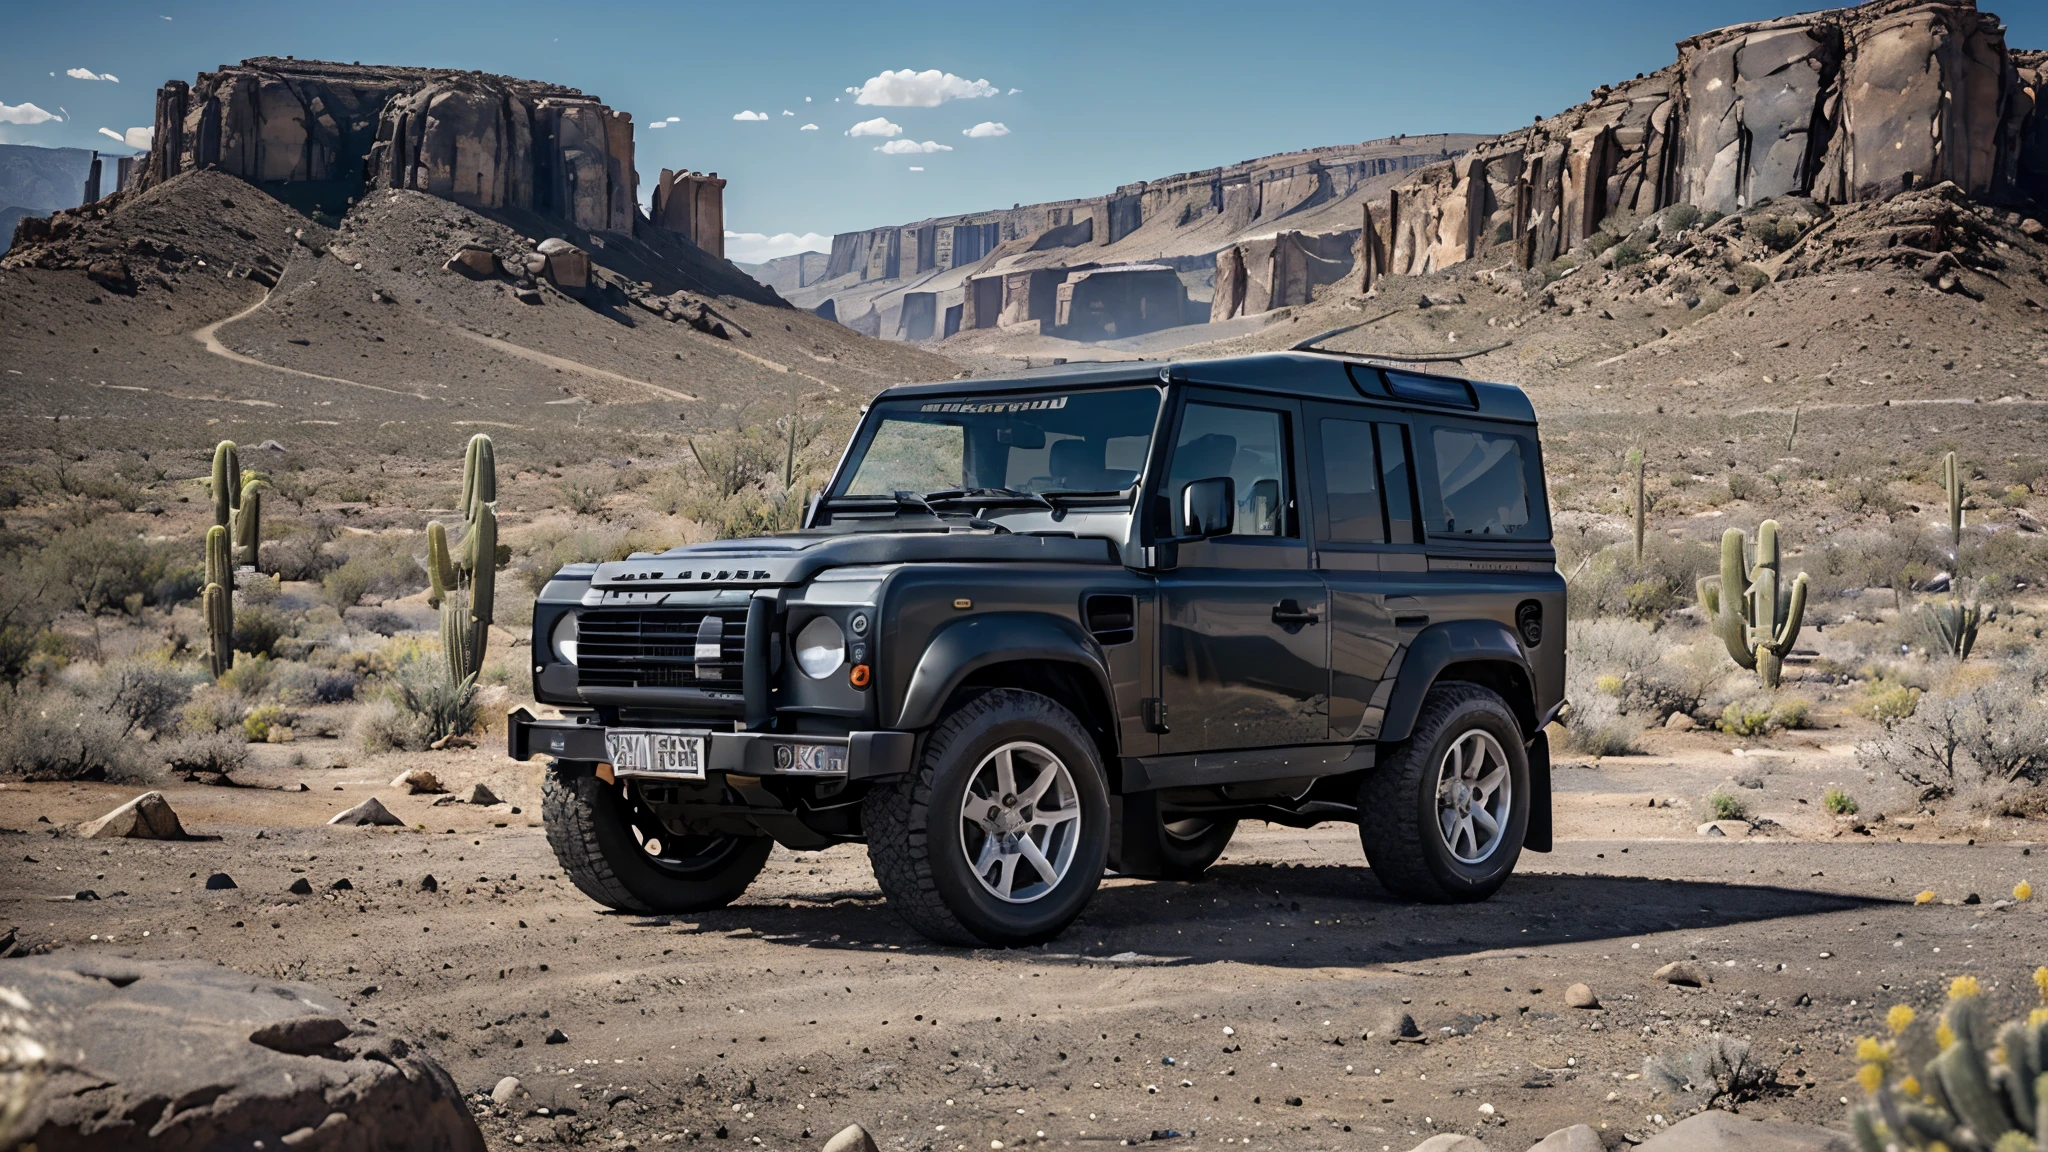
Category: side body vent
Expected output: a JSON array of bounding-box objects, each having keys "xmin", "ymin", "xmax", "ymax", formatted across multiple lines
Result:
[{"xmin": 1084, "ymin": 594, "xmax": 1136, "ymax": 646}]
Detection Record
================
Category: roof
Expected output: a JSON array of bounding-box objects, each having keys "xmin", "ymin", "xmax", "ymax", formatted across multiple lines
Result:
[{"xmin": 873, "ymin": 352, "xmax": 1537, "ymax": 424}]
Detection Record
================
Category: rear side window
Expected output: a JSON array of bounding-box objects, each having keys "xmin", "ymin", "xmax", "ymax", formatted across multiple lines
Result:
[
  {"xmin": 1316, "ymin": 419, "xmax": 1383, "ymax": 543},
  {"xmin": 1423, "ymin": 424, "xmax": 1547, "ymax": 539}
]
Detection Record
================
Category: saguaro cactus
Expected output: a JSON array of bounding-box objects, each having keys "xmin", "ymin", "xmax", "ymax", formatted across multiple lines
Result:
[
  {"xmin": 427, "ymin": 434, "xmax": 497, "ymax": 684},
  {"xmin": 1628, "ymin": 448, "xmax": 1646, "ymax": 564},
  {"xmin": 203, "ymin": 523, "xmax": 234, "ymax": 676},
  {"xmin": 209, "ymin": 440, "xmax": 264, "ymax": 568},
  {"xmin": 1943, "ymin": 449, "xmax": 1963, "ymax": 554},
  {"xmin": 1697, "ymin": 520, "xmax": 1809, "ymax": 688}
]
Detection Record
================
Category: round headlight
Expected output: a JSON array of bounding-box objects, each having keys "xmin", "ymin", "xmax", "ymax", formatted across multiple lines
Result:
[
  {"xmin": 551, "ymin": 613, "xmax": 580, "ymax": 666},
  {"xmin": 793, "ymin": 615, "xmax": 846, "ymax": 680}
]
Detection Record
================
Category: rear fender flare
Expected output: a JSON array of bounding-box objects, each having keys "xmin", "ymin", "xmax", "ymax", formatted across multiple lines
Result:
[
  {"xmin": 1378, "ymin": 619, "xmax": 1535, "ymax": 744},
  {"xmin": 891, "ymin": 612, "xmax": 1113, "ymax": 731}
]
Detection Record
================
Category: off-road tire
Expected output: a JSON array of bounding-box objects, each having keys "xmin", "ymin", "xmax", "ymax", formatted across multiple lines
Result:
[
  {"xmin": 863, "ymin": 689, "xmax": 1110, "ymax": 947},
  {"xmin": 1359, "ymin": 682, "xmax": 1528, "ymax": 902},
  {"xmin": 543, "ymin": 764, "xmax": 772, "ymax": 914}
]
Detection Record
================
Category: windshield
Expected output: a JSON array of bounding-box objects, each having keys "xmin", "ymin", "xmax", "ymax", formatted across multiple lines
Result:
[{"xmin": 835, "ymin": 386, "xmax": 1163, "ymax": 500}]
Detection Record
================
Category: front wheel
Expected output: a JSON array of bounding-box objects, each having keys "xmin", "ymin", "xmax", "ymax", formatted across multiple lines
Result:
[
  {"xmin": 863, "ymin": 689, "xmax": 1109, "ymax": 947},
  {"xmin": 542, "ymin": 765, "xmax": 772, "ymax": 914},
  {"xmin": 1359, "ymin": 683, "xmax": 1528, "ymax": 902}
]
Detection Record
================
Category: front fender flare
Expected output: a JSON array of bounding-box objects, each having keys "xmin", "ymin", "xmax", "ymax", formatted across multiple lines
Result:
[
  {"xmin": 1378, "ymin": 618, "xmax": 1535, "ymax": 744},
  {"xmin": 890, "ymin": 612, "xmax": 1114, "ymax": 731}
]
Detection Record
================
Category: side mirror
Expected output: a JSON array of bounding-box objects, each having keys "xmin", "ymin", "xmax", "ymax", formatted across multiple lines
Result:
[{"xmin": 1181, "ymin": 476, "xmax": 1235, "ymax": 539}]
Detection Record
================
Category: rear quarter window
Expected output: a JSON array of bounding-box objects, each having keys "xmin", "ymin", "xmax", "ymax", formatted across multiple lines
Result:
[{"xmin": 1420, "ymin": 421, "xmax": 1549, "ymax": 541}]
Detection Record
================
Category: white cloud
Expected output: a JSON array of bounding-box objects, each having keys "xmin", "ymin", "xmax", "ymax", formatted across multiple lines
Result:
[
  {"xmin": 845, "ymin": 116, "xmax": 901, "ymax": 138},
  {"xmin": 95, "ymin": 126, "xmax": 149, "ymax": 148},
  {"xmin": 799, "ymin": 123, "xmax": 819, "ymax": 131},
  {"xmin": 908, "ymin": 166, "xmax": 924, "ymax": 172},
  {"xmin": 962, "ymin": 121, "xmax": 1009, "ymax": 138},
  {"xmin": 851, "ymin": 69, "xmax": 997, "ymax": 107},
  {"xmin": 804, "ymin": 96, "xmax": 812, "ymax": 103},
  {"xmin": 781, "ymin": 109, "xmax": 793, "ymax": 116},
  {"xmin": 648, "ymin": 121, "xmax": 666, "ymax": 128},
  {"xmin": 665, "ymin": 116, "xmax": 680, "ymax": 122},
  {"xmin": 723, "ymin": 230, "xmax": 832, "ymax": 265},
  {"xmin": 874, "ymin": 139, "xmax": 951, "ymax": 154},
  {"xmin": 732, "ymin": 110, "xmax": 769, "ymax": 121},
  {"xmin": 67, "ymin": 68, "xmax": 117, "ymax": 82},
  {"xmin": 1007, "ymin": 88, "xmax": 1021, "ymax": 95},
  {"xmin": 0, "ymin": 102, "xmax": 58, "ymax": 125}
]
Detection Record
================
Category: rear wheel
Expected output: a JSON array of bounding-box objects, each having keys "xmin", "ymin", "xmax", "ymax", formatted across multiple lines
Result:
[
  {"xmin": 542, "ymin": 764, "xmax": 772, "ymax": 914},
  {"xmin": 1359, "ymin": 683, "xmax": 1528, "ymax": 902},
  {"xmin": 863, "ymin": 689, "xmax": 1109, "ymax": 946}
]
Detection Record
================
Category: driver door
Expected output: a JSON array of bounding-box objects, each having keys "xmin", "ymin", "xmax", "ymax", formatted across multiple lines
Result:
[{"xmin": 1153, "ymin": 392, "xmax": 1329, "ymax": 754}]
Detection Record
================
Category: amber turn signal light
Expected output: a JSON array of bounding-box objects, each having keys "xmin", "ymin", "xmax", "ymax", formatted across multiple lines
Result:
[{"xmin": 849, "ymin": 664, "xmax": 872, "ymax": 688}]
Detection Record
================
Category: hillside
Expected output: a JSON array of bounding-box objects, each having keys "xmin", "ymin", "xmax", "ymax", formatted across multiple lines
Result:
[{"xmin": 0, "ymin": 143, "xmax": 96, "ymax": 212}]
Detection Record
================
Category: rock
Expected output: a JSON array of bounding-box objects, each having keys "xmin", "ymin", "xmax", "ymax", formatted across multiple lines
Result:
[
  {"xmin": 514, "ymin": 287, "xmax": 543, "ymax": 305},
  {"xmin": 204, "ymin": 873, "xmax": 236, "ymax": 890},
  {"xmin": 464, "ymin": 783, "xmax": 502, "ymax": 806},
  {"xmin": 78, "ymin": 792, "xmax": 185, "ymax": 840},
  {"xmin": 419, "ymin": 875, "xmax": 439, "ymax": 893},
  {"xmin": 444, "ymin": 245, "xmax": 501, "ymax": 279},
  {"xmin": 491, "ymin": 1075, "xmax": 522, "ymax": 1105},
  {"xmin": 1565, "ymin": 983, "xmax": 1600, "ymax": 1009},
  {"xmin": 1698, "ymin": 820, "xmax": 1751, "ymax": 837},
  {"xmin": 330, "ymin": 878, "xmax": 353, "ymax": 891},
  {"xmin": 1527, "ymin": 1125, "xmax": 1602, "ymax": 1152},
  {"xmin": 539, "ymin": 245, "xmax": 589, "ymax": 295},
  {"xmin": 1655, "ymin": 961, "xmax": 1708, "ymax": 987},
  {"xmin": 2023, "ymin": 218, "xmax": 2046, "ymax": 239},
  {"xmin": 1419, "ymin": 291, "xmax": 1466, "ymax": 308},
  {"xmin": 85, "ymin": 259, "xmax": 134, "ymax": 292},
  {"xmin": 1666, "ymin": 712, "xmax": 1697, "ymax": 731},
  {"xmin": 391, "ymin": 769, "xmax": 444, "ymax": 794},
  {"xmin": 0, "ymin": 954, "xmax": 484, "ymax": 1151},
  {"xmin": 822, "ymin": 1124, "xmax": 881, "ymax": 1152},
  {"xmin": 543, "ymin": 1028, "xmax": 568, "ymax": 1045},
  {"xmin": 1404, "ymin": 1135, "xmax": 1489, "ymax": 1152},
  {"xmin": 327, "ymin": 797, "xmax": 405, "ymax": 827},
  {"xmin": 287, "ymin": 877, "xmax": 313, "ymax": 895},
  {"xmin": 1634, "ymin": 1110, "xmax": 1851, "ymax": 1152},
  {"xmin": 249, "ymin": 1015, "xmax": 351, "ymax": 1055}
]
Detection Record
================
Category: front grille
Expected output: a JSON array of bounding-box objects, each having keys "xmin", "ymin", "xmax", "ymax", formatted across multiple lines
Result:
[{"xmin": 577, "ymin": 608, "xmax": 749, "ymax": 691}]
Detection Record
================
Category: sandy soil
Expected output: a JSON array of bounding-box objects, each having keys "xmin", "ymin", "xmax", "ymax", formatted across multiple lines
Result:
[{"xmin": 5, "ymin": 732, "xmax": 2044, "ymax": 1152}]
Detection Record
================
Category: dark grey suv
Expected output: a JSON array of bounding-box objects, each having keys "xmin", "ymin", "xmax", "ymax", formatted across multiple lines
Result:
[{"xmin": 510, "ymin": 352, "xmax": 1565, "ymax": 947}]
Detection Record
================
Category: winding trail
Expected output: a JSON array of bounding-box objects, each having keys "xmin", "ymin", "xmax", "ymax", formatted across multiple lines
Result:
[
  {"xmin": 443, "ymin": 325, "xmax": 698, "ymax": 401},
  {"xmin": 191, "ymin": 294, "xmax": 422, "ymax": 398}
]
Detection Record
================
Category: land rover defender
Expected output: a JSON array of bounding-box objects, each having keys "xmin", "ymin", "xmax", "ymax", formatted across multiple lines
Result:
[{"xmin": 510, "ymin": 351, "xmax": 1565, "ymax": 947}]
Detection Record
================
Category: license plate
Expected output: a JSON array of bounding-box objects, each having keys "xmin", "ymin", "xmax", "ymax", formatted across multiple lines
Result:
[{"xmin": 605, "ymin": 730, "xmax": 707, "ymax": 779}]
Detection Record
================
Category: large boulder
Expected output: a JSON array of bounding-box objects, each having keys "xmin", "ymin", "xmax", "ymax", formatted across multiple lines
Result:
[
  {"xmin": 0, "ymin": 954, "xmax": 484, "ymax": 1150},
  {"xmin": 77, "ymin": 791, "xmax": 185, "ymax": 840},
  {"xmin": 1634, "ymin": 1111, "xmax": 1851, "ymax": 1152},
  {"xmin": 328, "ymin": 796, "xmax": 405, "ymax": 827}
]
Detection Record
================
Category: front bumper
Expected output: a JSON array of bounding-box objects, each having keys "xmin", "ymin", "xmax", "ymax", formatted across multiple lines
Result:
[{"xmin": 506, "ymin": 709, "xmax": 914, "ymax": 781}]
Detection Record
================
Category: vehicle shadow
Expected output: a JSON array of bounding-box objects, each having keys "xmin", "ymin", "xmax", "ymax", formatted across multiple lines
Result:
[{"xmin": 623, "ymin": 860, "xmax": 1890, "ymax": 969}]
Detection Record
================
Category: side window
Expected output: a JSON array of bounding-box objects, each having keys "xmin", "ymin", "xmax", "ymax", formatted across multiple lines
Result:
[
  {"xmin": 1164, "ymin": 402, "xmax": 1292, "ymax": 538},
  {"xmin": 1425, "ymin": 424, "xmax": 1543, "ymax": 538},
  {"xmin": 1315, "ymin": 418, "xmax": 1384, "ymax": 544},
  {"xmin": 1376, "ymin": 423, "xmax": 1419, "ymax": 544}
]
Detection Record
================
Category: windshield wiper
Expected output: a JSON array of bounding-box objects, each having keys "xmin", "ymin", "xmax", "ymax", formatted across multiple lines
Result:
[{"xmin": 922, "ymin": 486, "xmax": 1055, "ymax": 511}]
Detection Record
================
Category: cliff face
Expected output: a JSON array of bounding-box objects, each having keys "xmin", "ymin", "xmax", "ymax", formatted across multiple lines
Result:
[
  {"xmin": 139, "ymin": 58, "xmax": 640, "ymax": 234},
  {"xmin": 1360, "ymin": 0, "xmax": 2046, "ymax": 284}
]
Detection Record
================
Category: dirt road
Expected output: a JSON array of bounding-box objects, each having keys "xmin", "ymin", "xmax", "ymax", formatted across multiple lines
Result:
[{"xmin": 4, "ymin": 747, "xmax": 2043, "ymax": 1152}]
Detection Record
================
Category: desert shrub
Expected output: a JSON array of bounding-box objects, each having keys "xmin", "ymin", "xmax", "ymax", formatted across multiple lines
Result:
[
  {"xmin": 1644, "ymin": 1036, "xmax": 1778, "ymax": 1109},
  {"xmin": 359, "ymin": 659, "xmax": 478, "ymax": 752},
  {"xmin": 1823, "ymin": 787, "xmax": 1858, "ymax": 815},
  {"xmin": 272, "ymin": 661, "xmax": 360, "ymax": 705},
  {"xmin": 181, "ymin": 685, "xmax": 242, "ymax": 733},
  {"xmin": 321, "ymin": 537, "xmax": 424, "ymax": 611},
  {"xmin": 242, "ymin": 703, "xmax": 295, "ymax": 742},
  {"xmin": 1701, "ymin": 210, "xmax": 1726, "ymax": 228},
  {"xmin": 354, "ymin": 698, "xmax": 411, "ymax": 753},
  {"xmin": 1845, "ymin": 476, "xmax": 1904, "ymax": 518},
  {"xmin": 262, "ymin": 524, "xmax": 338, "ymax": 582},
  {"xmin": 151, "ymin": 565, "xmax": 204, "ymax": 608},
  {"xmin": 322, "ymin": 562, "xmax": 372, "ymax": 612},
  {"xmin": 0, "ymin": 690, "xmax": 150, "ymax": 781},
  {"xmin": 233, "ymin": 603, "xmax": 297, "ymax": 658},
  {"xmin": 1727, "ymin": 472, "xmax": 1765, "ymax": 502},
  {"xmin": 680, "ymin": 488, "xmax": 806, "ymax": 540},
  {"xmin": 0, "ymin": 549, "xmax": 57, "ymax": 685},
  {"xmin": 1585, "ymin": 228, "xmax": 1623, "ymax": 256},
  {"xmin": 1565, "ymin": 536, "xmax": 1718, "ymax": 624},
  {"xmin": 38, "ymin": 524, "xmax": 176, "ymax": 656},
  {"xmin": 91, "ymin": 659, "xmax": 202, "ymax": 737},
  {"xmin": 1706, "ymin": 789, "xmax": 1750, "ymax": 821},
  {"xmin": 558, "ymin": 477, "xmax": 613, "ymax": 516},
  {"xmin": 1643, "ymin": 641, "xmax": 1728, "ymax": 717},
  {"xmin": 1559, "ymin": 694, "xmax": 1641, "ymax": 757},
  {"xmin": 1660, "ymin": 203, "xmax": 1702, "ymax": 232},
  {"xmin": 1610, "ymin": 241, "xmax": 1646, "ymax": 268},
  {"xmin": 1744, "ymin": 215, "xmax": 1804, "ymax": 251},
  {"xmin": 161, "ymin": 730, "xmax": 247, "ymax": 778},
  {"xmin": 216, "ymin": 653, "xmax": 278, "ymax": 699},
  {"xmin": 1857, "ymin": 667, "xmax": 2048, "ymax": 799},
  {"xmin": 1719, "ymin": 700, "xmax": 1776, "ymax": 737},
  {"xmin": 1571, "ymin": 618, "xmax": 1663, "ymax": 689},
  {"xmin": 1772, "ymin": 698, "xmax": 1813, "ymax": 730},
  {"xmin": 1735, "ymin": 263, "xmax": 1772, "ymax": 291}
]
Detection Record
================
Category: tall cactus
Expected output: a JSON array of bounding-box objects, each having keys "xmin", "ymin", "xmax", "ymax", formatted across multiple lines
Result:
[
  {"xmin": 1697, "ymin": 520, "xmax": 1809, "ymax": 688},
  {"xmin": 1944, "ymin": 450, "xmax": 1964, "ymax": 557},
  {"xmin": 203, "ymin": 523, "xmax": 234, "ymax": 677},
  {"xmin": 1628, "ymin": 448, "xmax": 1646, "ymax": 564},
  {"xmin": 427, "ymin": 434, "xmax": 497, "ymax": 684},
  {"xmin": 1933, "ymin": 451, "xmax": 1982, "ymax": 660},
  {"xmin": 209, "ymin": 440, "xmax": 264, "ymax": 569}
]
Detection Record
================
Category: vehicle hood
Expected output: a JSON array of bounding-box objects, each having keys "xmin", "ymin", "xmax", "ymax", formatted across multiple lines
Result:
[{"xmin": 588, "ymin": 528, "xmax": 1121, "ymax": 590}]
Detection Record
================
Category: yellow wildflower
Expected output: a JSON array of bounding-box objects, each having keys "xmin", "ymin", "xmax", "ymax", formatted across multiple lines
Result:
[
  {"xmin": 1916, "ymin": 890, "xmax": 1938, "ymax": 905},
  {"xmin": 1900, "ymin": 1075, "xmax": 1922, "ymax": 1097},
  {"xmin": 2017, "ymin": 881, "xmax": 2035, "ymax": 902},
  {"xmin": 1888, "ymin": 1004, "xmax": 1916, "ymax": 1034},
  {"xmin": 1938, "ymin": 1020, "xmax": 1956, "ymax": 1050},
  {"xmin": 2035, "ymin": 966, "xmax": 2048, "ymax": 1001},
  {"xmin": 1856, "ymin": 1036, "xmax": 1889, "ymax": 1063},
  {"xmin": 2030, "ymin": 1007, "xmax": 2048, "ymax": 1028},
  {"xmin": 1951, "ymin": 975, "xmax": 1982, "ymax": 999},
  {"xmin": 1857, "ymin": 1062, "xmax": 1884, "ymax": 1093}
]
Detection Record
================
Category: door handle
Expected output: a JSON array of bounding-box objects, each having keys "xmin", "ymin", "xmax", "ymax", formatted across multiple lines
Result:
[{"xmin": 1272, "ymin": 599, "xmax": 1322, "ymax": 625}]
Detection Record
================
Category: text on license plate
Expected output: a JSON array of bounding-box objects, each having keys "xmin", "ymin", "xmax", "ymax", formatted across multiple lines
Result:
[{"xmin": 605, "ymin": 730, "xmax": 706, "ymax": 778}]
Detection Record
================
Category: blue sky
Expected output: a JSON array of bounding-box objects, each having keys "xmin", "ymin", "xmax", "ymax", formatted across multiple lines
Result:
[{"xmin": 6, "ymin": 0, "xmax": 2045, "ymax": 262}]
